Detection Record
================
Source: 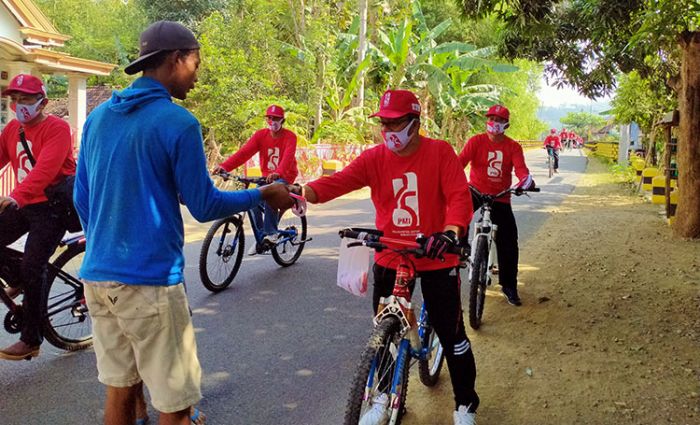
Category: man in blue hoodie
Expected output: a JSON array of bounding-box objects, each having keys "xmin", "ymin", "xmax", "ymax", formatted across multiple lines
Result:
[{"xmin": 74, "ymin": 21, "xmax": 292, "ymax": 425}]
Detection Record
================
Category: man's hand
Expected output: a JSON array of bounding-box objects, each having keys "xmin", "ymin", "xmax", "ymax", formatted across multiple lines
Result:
[
  {"xmin": 0, "ymin": 196, "xmax": 18, "ymax": 214},
  {"xmin": 258, "ymin": 183, "xmax": 294, "ymax": 210},
  {"xmin": 266, "ymin": 172, "xmax": 281, "ymax": 183},
  {"xmin": 211, "ymin": 166, "xmax": 227, "ymax": 176},
  {"xmin": 287, "ymin": 183, "xmax": 302, "ymax": 196},
  {"xmin": 424, "ymin": 230, "xmax": 458, "ymax": 260}
]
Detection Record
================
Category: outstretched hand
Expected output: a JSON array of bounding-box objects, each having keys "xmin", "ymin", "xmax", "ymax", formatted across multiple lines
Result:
[{"xmin": 259, "ymin": 183, "xmax": 294, "ymax": 210}]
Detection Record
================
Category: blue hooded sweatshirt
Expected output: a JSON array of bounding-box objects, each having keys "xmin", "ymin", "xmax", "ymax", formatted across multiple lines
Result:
[{"xmin": 75, "ymin": 77, "xmax": 261, "ymax": 285}]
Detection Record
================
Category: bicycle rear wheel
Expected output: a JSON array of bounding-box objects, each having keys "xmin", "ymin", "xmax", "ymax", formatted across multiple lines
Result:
[
  {"xmin": 344, "ymin": 317, "xmax": 409, "ymax": 425},
  {"xmin": 468, "ymin": 235, "xmax": 489, "ymax": 330},
  {"xmin": 43, "ymin": 242, "xmax": 92, "ymax": 351},
  {"xmin": 418, "ymin": 317, "xmax": 444, "ymax": 387},
  {"xmin": 271, "ymin": 210, "xmax": 306, "ymax": 267},
  {"xmin": 198, "ymin": 216, "xmax": 245, "ymax": 292}
]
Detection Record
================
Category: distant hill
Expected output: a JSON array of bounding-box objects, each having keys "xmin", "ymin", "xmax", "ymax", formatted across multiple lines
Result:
[{"xmin": 537, "ymin": 102, "xmax": 612, "ymax": 131}]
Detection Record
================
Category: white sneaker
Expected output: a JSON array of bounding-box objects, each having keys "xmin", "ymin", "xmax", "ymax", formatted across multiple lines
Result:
[
  {"xmin": 263, "ymin": 233, "xmax": 280, "ymax": 246},
  {"xmin": 453, "ymin": 405, "xmax": 476, "ymax": 425},
  {"xmin": 247, "ymin": 245, "xmax": 258, "ymax": 256},
  {"xmin": 359, "ymin": 393, "xmax": 389, "ymax": 425}
]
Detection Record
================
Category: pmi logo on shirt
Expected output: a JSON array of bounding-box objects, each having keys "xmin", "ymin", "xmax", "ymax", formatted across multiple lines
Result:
[
  {"xmin": 392, "ymin": 172, "xmax": 420, "ymax": 228},
  {"xmin": 267, "ymin": 147, "xmax": 280, "ymax": 170},
  {"xmin": 15, "ymin": 139, "xmax": 33, "ymax": 182},
  {"xmin": 487, "ymin": 150, "xmax": 503, "ymax": 178}
]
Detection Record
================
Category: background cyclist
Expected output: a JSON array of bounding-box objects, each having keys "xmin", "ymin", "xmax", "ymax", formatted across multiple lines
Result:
[
  {"xmin": 458, "ymin": 105, "xmax": 536, "ymax": 307},
  {"xmin": 543, "ymin": 128, "xmax": 562, "ymax": 172},
  {"xmin": 295, "ymin": 89, "xmax": 480, "ymax": 425},
  {"xmin": 0, "ymin": 74, "xmax": 75, "ymax": 360},
  {"xmin": 215, "ymin": 105, "xmax": 299, "ymax": 255}
]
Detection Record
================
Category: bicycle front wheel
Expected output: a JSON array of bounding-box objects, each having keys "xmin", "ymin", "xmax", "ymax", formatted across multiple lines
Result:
[
  {"xmin": 418, "ymin": 319, "xmax": 444, "ymax": 387},
  {"xmin": 198, "ymin": 216, "xmax": 245, "ymax": 292},
  {"xmin": 271, "ymin": 210, "xmax": 307, "ymax": 267},
  {"xmin": 344, "ymin": 317, "xmax": 409, "ymax": 425},
  {"xmin": 548, "ymin": 155, "xmax": 554, "ymax": 178},
  {"xmin": 468, "ymin": 235, "xmax": 489, "ymax": 330},
  {"xmin": 43, "ymin": 243, "xmax": 92, "ymax": 351}
]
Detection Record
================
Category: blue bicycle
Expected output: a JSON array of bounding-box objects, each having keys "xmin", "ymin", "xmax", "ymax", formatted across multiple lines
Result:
[
  {"xmin": 198, "ymin": 174, "xmax": 309, "ymax": 292},
  {"xmin": 339, "ymin": 228, "xmax": 467, "ymax": 424}
]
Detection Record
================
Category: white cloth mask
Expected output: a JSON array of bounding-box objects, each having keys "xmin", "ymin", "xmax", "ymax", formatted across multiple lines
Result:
[
  {"xmin": 14, "ymin": 98, "xmax": 44, "ymax": 124},
  {"xmin": 383, "ymin": 119, "xmax": 416, "ymax": 153},
  {"xmin": 268, "ymin": 119, "xmax": 282, "ymax": 132}
]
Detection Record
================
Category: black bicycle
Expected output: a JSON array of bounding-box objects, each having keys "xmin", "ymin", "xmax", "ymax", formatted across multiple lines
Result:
[{"xmin": 0, "ymin": 232, "xmax": 91, "ymax": 354}]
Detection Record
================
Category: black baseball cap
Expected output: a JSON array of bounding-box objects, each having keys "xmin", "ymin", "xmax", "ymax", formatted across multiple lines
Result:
[{"xmin": 124, "ymin": 21, "xmax": 200, "ymax": 75}]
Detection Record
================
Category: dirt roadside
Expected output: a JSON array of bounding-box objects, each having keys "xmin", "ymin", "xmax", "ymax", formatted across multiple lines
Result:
[{"xmin": 404, "ymin": 155, "xmax": 700, "ymax": 425}]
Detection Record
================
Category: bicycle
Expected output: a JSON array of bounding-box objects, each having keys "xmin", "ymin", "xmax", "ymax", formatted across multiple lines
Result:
[
  {"xmin": 339, "ymin": 228, "xmax": 468, "ymax": 425},
  {"xmin": 0, "ymin": 232, "xmax": 91, "ymax": 354},
  {"xmin": 545, "ymin": 146, "xmax": 556, "ymax": 178},
  {"xmin": 198, "ymin": 172, "xmax": 310, "ymax": 292},
  {"xmin": 467, "ymin": 185, "xmax": 539, "ymax": 330}
]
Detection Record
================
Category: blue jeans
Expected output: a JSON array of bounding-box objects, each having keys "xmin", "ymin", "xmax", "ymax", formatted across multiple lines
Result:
[{"xmin": 251, "ymin": 178, "xmax": 287, "ymax": 237}]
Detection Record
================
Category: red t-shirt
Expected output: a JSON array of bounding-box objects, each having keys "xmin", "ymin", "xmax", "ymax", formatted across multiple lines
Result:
[
  {"xmin": 0, "ymin": 116, "xmax": 75, "ymax": 207},
  {"xmin": 308, "ymin": 137, "xmax": 472, "ymax": 271},
  {"xmin": 459, "ymin": 133, "xmax": 531, "ymax": 203},
  {"xmin": 543, "ymin": 134, "xmax": 562, "ymax": 149},
  {"xmin": 220, "ymin": 128, "xmax": 298, "ymax": 183}
]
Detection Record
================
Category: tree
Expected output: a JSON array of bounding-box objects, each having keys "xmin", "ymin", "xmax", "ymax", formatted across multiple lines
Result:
[
  {"xmin": 559, "ymin": 111, "xmax": 606, "ymax": 141},
  {"xmin": 458, "ymin": 0, "xmax": 700, "ymax": 238},
  {"xmin": 134, "ymin": 0, "xmax": 230, "ymax": 25}
]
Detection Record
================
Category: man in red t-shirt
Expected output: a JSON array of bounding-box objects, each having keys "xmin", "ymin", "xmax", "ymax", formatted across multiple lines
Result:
[
  {"xmin": 0, "ymin": 74, "xmax": 76, "ymax": 360},
  {"xmin": 297, "ymin": 90, "xmax": 480, "ymax": 424},
  {"xmin": 216, "ymin": 105, "xmax": 299, "ymax": 254},
  {"xmin": 543, "ymin": 128, "xmax": 562, "ymax": 172},
  {"xmin": 459, "ymin": 105, "xmax": 535, "ymax": 306}
]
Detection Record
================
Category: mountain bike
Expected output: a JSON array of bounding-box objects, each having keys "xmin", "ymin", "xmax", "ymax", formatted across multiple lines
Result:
[
  {"xmin": 467, "ymin": 185, "xmax": 539, "ymax": 330},
  {"xmin": 340, "ymin": 228, "xmax": 467, "ymax": 425},
  {"xmin": 198, "ymin": 173, "xmax": 310, "ymax": 292},
  {"xmin": 546, "ymin": 146, "xmax": 556, "ymax": 178},
  {"xmin": 0, "ymin": 232, "xmax": 91, "ymax": 354}
]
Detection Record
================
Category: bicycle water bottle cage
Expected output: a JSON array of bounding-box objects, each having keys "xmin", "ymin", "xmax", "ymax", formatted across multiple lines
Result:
[{"xmin": 374, "ymin": 295, "xmax": 412, "ymax": 335}]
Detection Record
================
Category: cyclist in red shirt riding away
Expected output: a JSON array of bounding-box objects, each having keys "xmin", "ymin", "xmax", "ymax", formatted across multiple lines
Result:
[
  {"xmin": 293, "ymin": 90, "xmax": 480, "ymax": 425},
  {"xmin": 214, "ymin": 105, "xmax": 299, "ymax": 255},
  {"xmin": 459, "ymin": 105, "xmax": 536, "ymax": 307},
  {"xmin": 543, "ymin": 128, "xmax": 562, "ymax": 172}
]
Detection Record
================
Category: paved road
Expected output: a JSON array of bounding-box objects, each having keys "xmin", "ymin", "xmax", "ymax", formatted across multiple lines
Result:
[{"xmin": 0, "ymin": 148, "xmax": 586, "ymax": 424}]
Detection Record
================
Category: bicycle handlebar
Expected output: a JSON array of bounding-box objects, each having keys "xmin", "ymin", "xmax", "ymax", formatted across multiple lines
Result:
[
  {"xmin": 339, "ymin": 228, "xmax": 468, "ymax": 259},
  {"xmin": 215, "ymin": 171, "xmax": 268, "ymax": 186},
  {"xmin": 469, "ymin": 185, "xmax": 539, "ymax": 201}
]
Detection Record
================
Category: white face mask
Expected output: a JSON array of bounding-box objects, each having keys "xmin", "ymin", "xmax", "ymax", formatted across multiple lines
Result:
[
  {"xmin": 486, "ymin": 121, "xmax": 507, "ymax": 135},
  {"xmin": 14, "ymin": 97, "xmax": 44, "ymax": 124},
  {"xmin": 383, "ymin": 119, "xmax": 416, "ymax": 153},
  {"xmin": 267, "ymin": 119, "xmax": 282, "ymax": 132}
]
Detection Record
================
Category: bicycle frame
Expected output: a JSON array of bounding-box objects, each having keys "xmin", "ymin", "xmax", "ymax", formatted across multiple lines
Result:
[{"xmin": 470, "ymin": 192, "xmax": 499, "ymax": 285}]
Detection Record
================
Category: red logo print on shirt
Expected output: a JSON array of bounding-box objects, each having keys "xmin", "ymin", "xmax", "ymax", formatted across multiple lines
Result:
[
  {"xmin": 487, "ymin": 150, "xmax": 503, "ymax": 178},
  {"xmin": 267, "ymin": 147, "xmax": 280, "ymax": 171},
  {"xmin": 392, "ymin": 172, "xmax": 420, "ymax": 228}
]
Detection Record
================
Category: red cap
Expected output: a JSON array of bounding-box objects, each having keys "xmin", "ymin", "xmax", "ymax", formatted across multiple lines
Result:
[
  {"xmin": 2, "ymin": 74, "xmax": 46, "ymax": 97},
  {"xmin": 486, "ymin": 104, "xmax": 509, "ymax": 121},
  {"xmin": 369, "ymin": 90, "xmax": 421, "ymax": 119},
  {"xmin": 265, "ymin": 105, "xmax": 285, "ymax": 118},
  {"xmin": 550, "ymin": 128, "xmax": 557, "ymax": 133}
]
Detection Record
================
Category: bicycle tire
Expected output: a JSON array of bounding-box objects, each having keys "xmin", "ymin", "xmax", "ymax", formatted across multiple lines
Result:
[
  {"xmin": 43, "ymin": 243, "xmax": 92, "ymax": 351},
  {"xmin": 548, "ymin": 155, "xmax": 554, "ymax": 178},
  {"xmin": 344, "ymin": 317, "xmax": 409, "ymax": 425},
  {"xmin": 271, "ymin": 212, "xmax": 307, "ymax": 267},
  {"xmin": 418, "ymin": 319, "xmax": 444, "ymax": 387},
  {"xmin": 198, "ymin": 217, "xmax": 245, "ymax": 292},
  {"xmin": 468, "ymin": 235, "xmax": 489, "ymax": 330}
]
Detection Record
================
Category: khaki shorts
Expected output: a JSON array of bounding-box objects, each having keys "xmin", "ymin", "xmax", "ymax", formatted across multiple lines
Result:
[{"xmin": 84, "ymin": 282, "xmax": 202, "ymax": 413}]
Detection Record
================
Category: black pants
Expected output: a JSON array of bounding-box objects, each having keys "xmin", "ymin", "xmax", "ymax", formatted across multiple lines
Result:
[
  {"xmin": 471, "ymin": 193, "xmax": 519, "ymax": 290},
  {"xmin": 0, "ymin": 203, "xmax": 66, "ymax": 346},
  {"xmin": 373, "ymin": 264, "xmax": 479, "ymax": 411}
]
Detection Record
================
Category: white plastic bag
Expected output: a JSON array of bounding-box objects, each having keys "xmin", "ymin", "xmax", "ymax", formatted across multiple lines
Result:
[{"xmin": 337, "ymin": 237, "xmax": 371, "ymax": 297}]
